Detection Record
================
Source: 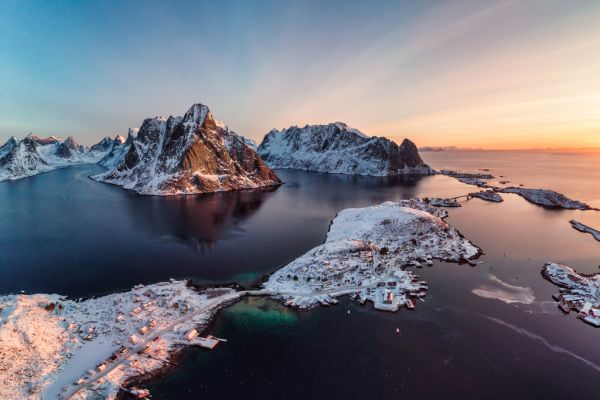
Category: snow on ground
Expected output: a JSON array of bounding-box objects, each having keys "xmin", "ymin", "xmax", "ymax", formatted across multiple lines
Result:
[
  {"xmin": 263, "ymin": 200, "xmax": 480, "ymax": 311},
  {"xmin": 0, "ymin": 281, "xmax": 244, "ymax": 399},
  {"xmin": 542, "ymin": 263, "xmax": 600, "ymax": 327},
  {"xmin": 570, "ymin": 220, "xmax": 600, "ymax": 242},
  {"xmin": 497, "ymin": 187, "xmax": 595, "ymax": 210},
  {"xmin": 0, "ymin": 135, "xmax": 112, "ymax": 182}
]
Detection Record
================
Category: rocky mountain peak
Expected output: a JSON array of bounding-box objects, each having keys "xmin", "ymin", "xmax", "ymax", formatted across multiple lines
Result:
[
  {"xmin": 258, "ymin": 123, "xmax": 431, "ymax": 176},
  {"xmin": 92, "ymin": 102, "xmax": 281, "ymax": 195}
]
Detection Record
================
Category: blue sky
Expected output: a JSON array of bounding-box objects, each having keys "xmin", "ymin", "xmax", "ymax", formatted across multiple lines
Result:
[{"xmin": 1, "ymin": 0, "xmax": 600, "ymax": 148}]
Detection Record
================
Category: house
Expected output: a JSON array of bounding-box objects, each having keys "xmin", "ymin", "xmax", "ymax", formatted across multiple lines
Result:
[
  {"xmin": 384, "ymin": 290, "xmax": 394, "ymax": 304},
  {"xmin": 185, "ymin": 328, "xmax": 199, "ymax": 341}
]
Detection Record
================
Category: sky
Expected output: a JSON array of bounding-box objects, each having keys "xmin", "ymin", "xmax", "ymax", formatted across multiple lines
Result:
[{"xmin": 1, "ymin": 0, "xmax": 600, "ymax": 149}]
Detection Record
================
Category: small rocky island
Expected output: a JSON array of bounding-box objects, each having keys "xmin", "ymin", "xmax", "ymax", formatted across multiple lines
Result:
[
  {"xmin": 496, "ymin": 187, "xmax": 595, "ymax": 210},
  {"xmin": 92, "ymin": 103, "xmax": 281, "ymax": 195},
  {"xmin": 542, "ymin": 262, "xmax": 600, "ymax": 327},
  {"xmin": 257, "ymin": 122, "xmax": 432, "ymax": 176},
  {"xmin": 570, "ymin": 220, "xmax": 600, "ymax": 242},
  {"xmin": 469, "ymin": 190, "xmax": 503, "ymax": 202}
]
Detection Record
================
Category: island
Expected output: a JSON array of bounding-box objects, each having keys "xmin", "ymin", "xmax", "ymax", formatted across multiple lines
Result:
[
  {"xmin": 496, "ymin": 187, "xmax": 595, "ymax": 210},
  {"xmin": 92, "ymin": 103, "xmax": 281, "ymax": 195},
  {"xmin": 542, "ymin": 263, "xmax": 600, "ymax": 327},
  {"xmin": 263, "ymin": 200, "xmax": 480, "ymax": 310},
  {"xmin": 257, "ymin": 122, "xmax": 432, "ymax": 176},
  {"xmin": 469, "ymin": 190, "xmax": 503, "ymax": 203},
  {"xmin": 569, "ymin": 220, "xmax": 600, "ymax": 242}
]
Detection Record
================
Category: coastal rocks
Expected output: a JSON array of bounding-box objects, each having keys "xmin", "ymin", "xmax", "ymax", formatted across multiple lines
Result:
[
  {"xmin": 92, "ymin": 103, "xmax": 281, "ymax": 195},
  {"xmin": 426, "ymin": 197, "xmax": 462, "ymax": 207},
  {"xmin": 257, "ymin": 122, "xmax": 432, "ymax": 176},
  {"xmin": 469, "ymin": 190, "xmax": 503, "ymax": 202},
  {"xmin": 439, "ymin": 170, "xmax": 493, "ymax": 187},
  {"xmin": 0, "ymin": 280, "xmax": 244, "ymax": 399},
  {"xmin": 497, "ymin": 187, "xmax": 594, "ymax": 210},
  {"xmin": 542, "ymin": 263, "xmax": 600, "ymax": 327},
  {"xmin": 0, "ymin": 135, "xmax": 113, "ymax": 181},
  {"xmin": 263, "ymin": 200, "xmax": 480, "ymax": 311},
  {"xmin": 570, "ymin": 220, "xmax": 600, "ymax": 242}
]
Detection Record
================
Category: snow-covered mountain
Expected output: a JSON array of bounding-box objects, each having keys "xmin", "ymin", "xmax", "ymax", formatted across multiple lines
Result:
[
  {"xmin": 98, "ymin": 130, "xmax": 136, "ymax": 169},
  {"xmin": 92, "ymin": 103, "xmax": 281, "ymax": 195},
  {"xmin": 257, "ymin": 122, "xmax": 432, "ymax": 176},
  {"xmin": 0, "ymin": 134, "xmax": 113, "ymax": 181}
]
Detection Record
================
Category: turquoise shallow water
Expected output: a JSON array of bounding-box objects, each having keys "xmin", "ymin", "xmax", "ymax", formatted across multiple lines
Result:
[{"xmin": 1, "ymin": 151, "xmax": 600, "ymax": 399}]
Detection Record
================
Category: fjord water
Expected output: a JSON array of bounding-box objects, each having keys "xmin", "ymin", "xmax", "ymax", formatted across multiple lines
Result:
[{"xmin": 1, "ymin": 151, "xmax": 600, "ymax": 399}]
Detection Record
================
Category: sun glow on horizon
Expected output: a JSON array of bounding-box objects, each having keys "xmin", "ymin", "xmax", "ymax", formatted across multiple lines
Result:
[{"xmin": 1, "ymin": 0, "xmax": 599, "ymax": 150}]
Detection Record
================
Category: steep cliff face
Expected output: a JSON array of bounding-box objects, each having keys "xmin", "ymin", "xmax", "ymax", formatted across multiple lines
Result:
[
  {"xmin": 92, "ymin": 103, "xmax": 281, "ymax": 195},
  {"xmin": 257, "ymin": 122, "xmax": 431, "ymax": 176}
]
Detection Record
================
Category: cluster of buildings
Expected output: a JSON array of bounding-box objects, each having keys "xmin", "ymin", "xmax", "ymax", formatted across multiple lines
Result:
[{"xmin": 543, "ymin": 262, "xmax": 600, "ymax": 327}]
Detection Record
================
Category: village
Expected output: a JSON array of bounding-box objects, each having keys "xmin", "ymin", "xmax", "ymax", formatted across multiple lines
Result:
[
  {"xmin": 0, "ymin": 280, "xmax": 246, "ymax": 400},
  {"xmin": 543, "ymin": 263, "xmax": 600, "ymax": 328}
]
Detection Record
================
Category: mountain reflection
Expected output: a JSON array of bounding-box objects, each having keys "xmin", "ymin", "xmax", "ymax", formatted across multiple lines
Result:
[{"xmin": 123, "ymin": 186, "xmax": 279, "ymax": 252}]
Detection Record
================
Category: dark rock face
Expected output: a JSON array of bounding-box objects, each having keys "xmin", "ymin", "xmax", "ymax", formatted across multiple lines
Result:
[
  {"xmin": 257, "ymin": 122, "xmax": 431, "ymax": 176},
  {"xmin": 92, "ymin": 103, "xmax": 281, "ymax": 195},
  {"xmin": 55, "ymin": 136, "xmax": 85, "ymax": 159},
  {"xmin": 89, "ymin": 137, "xmax": 114, "ymax": 153},
  {"xmin": 98, "ymin": 134, "xmax": 130, "ymax": 169}
]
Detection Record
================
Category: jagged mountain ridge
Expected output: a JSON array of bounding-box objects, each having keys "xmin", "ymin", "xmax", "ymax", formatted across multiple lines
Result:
[
  {"xmin": 257, "ymin": 122, "xmax": 432, "ymax": 176},
  {"xmin": 92, "ymin": 103, "xmax": 281, "ymax": 195},
  {"xmin": 0, "ymin": 134, "xmax": 113, "ymax": 181},
  {"xmin": 98, "ymin": 130, "xmax": 136, "ymax": 169}
]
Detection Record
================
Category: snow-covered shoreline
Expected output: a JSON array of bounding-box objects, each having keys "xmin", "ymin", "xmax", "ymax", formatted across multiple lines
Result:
[
  {"xmin": 542, "ymin": 263, "xmax": 600, "ymax": 327},
  {"xmin": 0, "ymin": 280, "xmax": 246, "ymax": 399}
]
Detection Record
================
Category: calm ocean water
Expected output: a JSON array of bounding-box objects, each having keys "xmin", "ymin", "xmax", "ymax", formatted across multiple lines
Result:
[{"xmin": 1, "ymin": 150, "xmax": 599, "ymax": 399}]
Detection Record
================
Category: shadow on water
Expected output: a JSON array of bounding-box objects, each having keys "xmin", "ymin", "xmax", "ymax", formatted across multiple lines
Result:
[{"xmin": 122, "ymin": 186, "xmax": 279, "ymax": 252}]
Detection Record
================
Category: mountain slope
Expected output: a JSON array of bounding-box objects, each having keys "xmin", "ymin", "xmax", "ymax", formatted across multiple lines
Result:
[
  {"xmin": 92, "ymin": 103, "xmax": 281, "ymax": 195},
  {"xmin": 98, "ymin": 132, "xmax": 134, "ymax": 169},
  {"xmin": 257, "ymin": 122, "xmax": 432, "ymax": 176}
]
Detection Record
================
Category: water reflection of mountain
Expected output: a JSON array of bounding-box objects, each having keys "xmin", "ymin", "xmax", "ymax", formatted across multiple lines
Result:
[{"xmin": 123, "ymin": 186, "xmax": 279, "ymax": 252}]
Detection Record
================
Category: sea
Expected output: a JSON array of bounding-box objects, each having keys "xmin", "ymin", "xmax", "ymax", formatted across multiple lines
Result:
[{"xmin": 1, "ymin": 150, "xmax": 599, "ymax": 399}]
